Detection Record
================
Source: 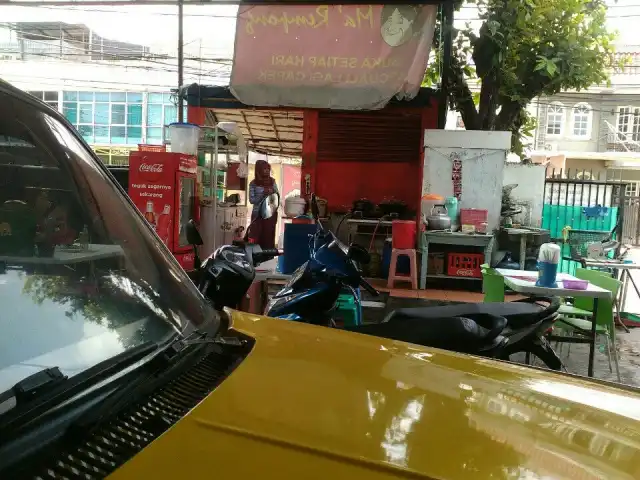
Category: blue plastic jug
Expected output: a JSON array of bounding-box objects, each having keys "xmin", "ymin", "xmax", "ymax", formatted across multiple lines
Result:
[{"xmin": 536, "ymin": 261, "xmax": 558, "ymax": 288}]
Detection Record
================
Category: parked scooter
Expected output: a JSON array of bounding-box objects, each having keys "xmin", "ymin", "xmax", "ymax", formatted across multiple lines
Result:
[
  {"xmin": 189, "ymin": 194, "xmax": 563, "ymax": 370},
  {"xmin": 187, "ymin": 192, "xmax": 282, "ymax": 309}
]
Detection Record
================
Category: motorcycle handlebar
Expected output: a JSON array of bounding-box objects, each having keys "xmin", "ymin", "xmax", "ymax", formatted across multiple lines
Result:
[{"xmin": 252, "ymin": 248, "xmax": 282, "ymax": 265}]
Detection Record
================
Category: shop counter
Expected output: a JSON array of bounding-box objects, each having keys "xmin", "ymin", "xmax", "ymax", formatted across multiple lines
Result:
[{"xmin": 420, "ymin": 232, "xmax": 495, "ymax": 289}]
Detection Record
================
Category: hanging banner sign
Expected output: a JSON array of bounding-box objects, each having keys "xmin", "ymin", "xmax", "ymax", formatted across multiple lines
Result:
[{"xmin": 230, "ymin": 4, "xmax": 437, "ymax": 110}]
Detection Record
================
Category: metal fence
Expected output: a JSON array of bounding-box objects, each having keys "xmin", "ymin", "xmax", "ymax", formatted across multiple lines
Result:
[{"xmin": 543, "ymin": 168, "xmax": 626, "ymax": 274}]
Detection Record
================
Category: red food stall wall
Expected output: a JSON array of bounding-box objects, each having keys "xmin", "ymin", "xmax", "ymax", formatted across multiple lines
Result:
[
  {"xmin": 301, "ymin": 105, "xmax": 437, "ymax": 213},
  {"xmin": 187, "ymin": 106, "xmax": 207, "ymax": 125}
]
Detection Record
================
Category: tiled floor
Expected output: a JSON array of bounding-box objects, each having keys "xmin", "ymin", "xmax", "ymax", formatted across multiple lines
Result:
[
  {"xmin": 368, "ymin": 278, "xmax": 486, "ymax": 302},
  {"xmin": 367, "ymin": 278, "xmax": 526, "ymax": 303}
]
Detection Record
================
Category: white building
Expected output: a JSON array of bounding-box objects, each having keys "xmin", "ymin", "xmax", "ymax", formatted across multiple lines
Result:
[{"xmin": 1, "ymin": 21, "xmax": 229, "ymax": 164}]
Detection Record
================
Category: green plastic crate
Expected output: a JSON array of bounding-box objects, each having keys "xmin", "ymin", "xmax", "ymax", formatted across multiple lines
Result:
[{"xmin": 334, "ymin": 292, "xmax": 360, "ymax": 327}]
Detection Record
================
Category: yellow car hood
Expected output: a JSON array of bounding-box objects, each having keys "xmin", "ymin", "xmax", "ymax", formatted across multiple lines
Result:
[{"xmin": 111, "ymin": 311, "xmax": 640, "ymax": 480}]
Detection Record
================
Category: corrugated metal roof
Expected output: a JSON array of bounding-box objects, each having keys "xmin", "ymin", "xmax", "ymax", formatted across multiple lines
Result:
[{"xmin": 180, "ymin": 83, "xmax": 437, "ymax": 157}]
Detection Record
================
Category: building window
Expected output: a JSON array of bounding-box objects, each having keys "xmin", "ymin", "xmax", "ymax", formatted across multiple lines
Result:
[
  {"xmin": 625, "ymin": 182, "xmax": 639, "ymax": 197},
  {"xmin": 63, "ymin": 91, "xmax": 143, "ymax": 145},
  {"xmin": 571, "ymin": 103, "xmax": 592, "ymax": 138},
  {"xmin": 617, "ymin": 106, "xmax": 640, "ymax": 142},
  {"xmin": 146, "ymin": 93, "xmax": 181, "ymax": 144},
  {"xmin": 27, "ymin": 91, "xmax": 59, "ymax": 110},
  {"xmin": 546, "ymin": 103, "xmax": 564, "ymax": 136}
]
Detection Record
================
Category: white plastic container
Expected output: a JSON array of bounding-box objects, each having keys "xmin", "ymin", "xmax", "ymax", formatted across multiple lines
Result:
[
  {"xmin": 168, "ymin": 123, "xmax": 200, "ymax": 155},
  {"xmin": 285, "ymin": 196, "xmax": 307, "ymax": 217},
  {"xmin": 538, "ymin": 243, "xmax": 561, "ymax": 264}
]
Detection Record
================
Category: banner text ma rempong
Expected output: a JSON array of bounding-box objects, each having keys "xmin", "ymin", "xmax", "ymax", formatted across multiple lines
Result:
[{"xmin": 230, "ymin": 4, "xmax": 437, "ymax": 110}]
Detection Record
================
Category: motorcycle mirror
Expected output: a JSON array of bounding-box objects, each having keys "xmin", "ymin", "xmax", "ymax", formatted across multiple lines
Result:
[
  {"xmin": 260, "ymin": 192, "xmax": 280, "ymax": 220},
  {"xmin": 186, "ymin": 219, "xmax": 204, "ymax": 246},
  {"xmin": 347, "ymin": 243, "xmax": 371, "ymax": 265},
  {"xmin": 311, "ymin": 193, "xmax": 320, "ymax": 220}
]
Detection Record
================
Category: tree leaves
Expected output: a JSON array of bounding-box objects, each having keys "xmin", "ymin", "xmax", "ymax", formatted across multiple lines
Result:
[
  {"xmin": 535, "ymin": 56, "xmax": 559, "ymax": 77},
  {"xmin": 440, "ymin": 0, "xmax": 620, "ymax": 154}
]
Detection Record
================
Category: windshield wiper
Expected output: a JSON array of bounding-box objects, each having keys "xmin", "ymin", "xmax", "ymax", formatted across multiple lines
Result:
[
  {"xmin": 0, "ymin": 367, "xmax": 67, "ymax": 416},
  {"xmin": 0, "ymin": 341, "xmax": 159, "ymax": 428}
]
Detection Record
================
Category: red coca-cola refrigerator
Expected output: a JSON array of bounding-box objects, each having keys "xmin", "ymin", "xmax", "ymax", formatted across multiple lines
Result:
[{"xmin": 128, "ymin": 151, "xmax": 199, "ymax": 271}]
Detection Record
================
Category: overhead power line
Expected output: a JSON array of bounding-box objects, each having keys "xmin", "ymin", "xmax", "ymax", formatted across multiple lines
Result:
[
  {"xmin": 3, "ymin": 72, "xmax": 226, "ymax": 88},
  {"xmin": 0, "ymin": 23, "xmax": 233, "ymax": 60}
]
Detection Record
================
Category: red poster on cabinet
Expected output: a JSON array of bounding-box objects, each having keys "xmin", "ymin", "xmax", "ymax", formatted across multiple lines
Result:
[
  {"xmin": 128, "ymin": 151, "xmax": 198, "ymax": 271},
  {"xmin": 282, "ymin": 164, "xmax": 301, "ymax": 198}
]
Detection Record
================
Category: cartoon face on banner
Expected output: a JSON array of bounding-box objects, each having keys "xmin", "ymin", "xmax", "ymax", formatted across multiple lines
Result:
[{"xmin": 380, "ymin": 5, "xmax": 421, "ymax": 47}]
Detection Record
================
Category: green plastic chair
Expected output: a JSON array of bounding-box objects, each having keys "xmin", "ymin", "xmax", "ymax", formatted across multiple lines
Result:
[
  {"xmin": 481, "ymin": 264, "xmax": 505, "ymax": 303},
  {"xmin": 555, "ymin": 268, "xmax": 622, "ymax": 381}
]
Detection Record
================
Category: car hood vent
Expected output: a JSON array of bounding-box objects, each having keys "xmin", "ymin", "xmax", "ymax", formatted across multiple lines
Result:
[{"xmin": 11, "ymin": 344, "xmax": 246, "ymax": 479}]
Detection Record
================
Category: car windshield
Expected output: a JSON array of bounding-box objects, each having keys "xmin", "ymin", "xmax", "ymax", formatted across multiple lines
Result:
[{"xmin": 0, "ymin": 82, "xmax": 217, "ymax": 394}]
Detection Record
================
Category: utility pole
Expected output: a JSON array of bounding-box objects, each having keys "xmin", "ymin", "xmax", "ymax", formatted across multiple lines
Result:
[
  {"xmin": 438, "ymin": 1, "xmax": 454, "ymax": 129},
  {"xmin": 177, "ymin": 0, "xmax": 184, "ymax": 122}
]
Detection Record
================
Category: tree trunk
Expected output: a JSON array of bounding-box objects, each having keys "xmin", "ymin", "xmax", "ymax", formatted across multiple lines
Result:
[{"xmin": 448, "ymin": 55, "xmax": 480, "ymax": 130}]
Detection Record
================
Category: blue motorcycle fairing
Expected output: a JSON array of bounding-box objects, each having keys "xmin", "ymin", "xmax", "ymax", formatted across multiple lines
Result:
[
  {"xmin": 310, "ymin": 231, "xmax": 361, "ymax": 287},
  {"xmin": 266, "ymin": 223, "xmax": 367, "ymax": 324},
  {"xmin": 274, "ymin": 232, "xmax": 359, "ymax": 297},
  {"xmin": 266, "ymin": 285, "xmax": 334, "ymax": 318}
]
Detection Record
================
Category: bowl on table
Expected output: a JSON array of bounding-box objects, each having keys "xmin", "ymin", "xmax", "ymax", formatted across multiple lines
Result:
[{"xmin": 562, "ymin": 279, "xmax": 589, "ymax": 290}]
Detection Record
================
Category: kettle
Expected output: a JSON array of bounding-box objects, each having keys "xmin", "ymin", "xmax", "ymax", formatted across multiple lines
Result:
[{"xmin": 425, "ymin": 205, "xmax": 452, "ymax": 231}]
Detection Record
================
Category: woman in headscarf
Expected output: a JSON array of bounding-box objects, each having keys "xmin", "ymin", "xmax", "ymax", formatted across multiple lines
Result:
[{"xmin": 248, "ymin": 159, "xmax": 279, "ymax": 249}]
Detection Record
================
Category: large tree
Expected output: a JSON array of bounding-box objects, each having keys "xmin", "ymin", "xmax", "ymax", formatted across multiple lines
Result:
[{"xmin": 426, "ymin": 0, "xmax": 620, "ymax": 153}]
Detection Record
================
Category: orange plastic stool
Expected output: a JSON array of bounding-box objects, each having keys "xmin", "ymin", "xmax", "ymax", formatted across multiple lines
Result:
[{"xmin": 387, "ymin": 248, "xmax": 418, "ymax": 290}]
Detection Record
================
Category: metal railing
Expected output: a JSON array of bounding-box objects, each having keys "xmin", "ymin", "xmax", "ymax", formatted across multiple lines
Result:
[{"xmin": 543, "ymin": 168, "xmax": 627, "ymax": 273}]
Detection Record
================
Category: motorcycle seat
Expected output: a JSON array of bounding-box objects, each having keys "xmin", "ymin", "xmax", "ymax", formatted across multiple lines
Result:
[
  {"xmin": 344, "ymin": 313, "xmax": 508, "ymax": 355},
  {"xmin": 384, "ymin": 297, "xmax": 559, "ymax": 330}
]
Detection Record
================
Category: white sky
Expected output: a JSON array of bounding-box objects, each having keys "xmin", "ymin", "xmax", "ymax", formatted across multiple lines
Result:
[
  {"xmin": 1, "ymin": 4, "xmax": 239, "ymax": 58},
  {"xmin": 2, "ymin": 0, "xmax": 639, "ymax": 60},
  {"xmin": 454, "ymin": 0, "xmax": 640, "ymax": 46}
]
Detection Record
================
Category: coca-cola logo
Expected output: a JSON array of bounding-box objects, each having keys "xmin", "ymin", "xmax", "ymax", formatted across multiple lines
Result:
[
  {"xmin": 456, "ymin": 269, "xmax": 475, "ymax": 277},
  {"xmin": 139, "ymin": 163, "xmax": 163, "ymax": 173}
]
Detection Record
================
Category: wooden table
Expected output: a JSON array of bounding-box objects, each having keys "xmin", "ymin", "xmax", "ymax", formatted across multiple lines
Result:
[
  {"xmin": 255, "ymin": 258, "xmax": 291, "ymax": 282},
  {"xmin": 242, "ymin": 258, "xmax": 291, "ymax": 314},
  {"xmin": 496, "ymin": 268, "xmax": 612, "ymax": 377},
  {"xmin": 420, "ymin": 232, "xmax": 495, "ymax": 289},
  {"xmin": 346, "ymin": 219, "xmax": 392, "ymax": 247},
  {"xmin": 499, "ymin": 227, "xmax": 549, "ymax": 270}
]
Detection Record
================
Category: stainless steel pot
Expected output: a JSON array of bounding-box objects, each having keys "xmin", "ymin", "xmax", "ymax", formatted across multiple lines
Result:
[{"xmin": 426, "ymin": 204, "xmax": 451, "ymax": 230}]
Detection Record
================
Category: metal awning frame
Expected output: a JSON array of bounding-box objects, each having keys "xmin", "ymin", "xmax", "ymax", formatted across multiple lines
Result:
[{"xmin": 204, "ymin": 107, "xmax": 303, "ymax": 158}]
